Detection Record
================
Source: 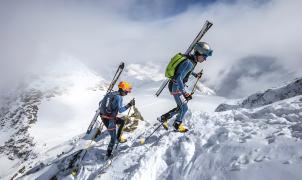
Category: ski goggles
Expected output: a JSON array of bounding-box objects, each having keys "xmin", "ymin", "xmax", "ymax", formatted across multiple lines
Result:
[{"xmin": 196, "ymin": 50, "xmax": 212, "ymax": 60}]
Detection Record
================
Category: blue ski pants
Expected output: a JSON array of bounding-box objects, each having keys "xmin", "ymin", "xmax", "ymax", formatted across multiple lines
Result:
[
  {"xmin": 101, "ymin": 117, "xmax": 125, "ymax": 151},
  {"xmin": 172, "ymin": 94, "xmax": 188, "ymax": 123}
]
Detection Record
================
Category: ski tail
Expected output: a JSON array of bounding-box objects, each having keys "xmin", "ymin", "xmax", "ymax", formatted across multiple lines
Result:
[{"xmin": 86, "ymin": 109, "xmax": 101, "ymax": 134}]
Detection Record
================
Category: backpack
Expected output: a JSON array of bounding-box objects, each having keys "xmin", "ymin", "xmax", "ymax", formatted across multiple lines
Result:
[
  {"xmin": 99, "ymin": 92, "xmax": 118, "ymax": 115},
  {"xmin": 165, "ymin": 53, "xmax": 187, "ymax": 79}
]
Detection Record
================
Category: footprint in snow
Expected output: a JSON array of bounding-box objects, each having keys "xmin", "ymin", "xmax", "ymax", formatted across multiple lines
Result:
[{"xmin": 229, "ymin": 155, "xmax": 250, "ymax": 171}]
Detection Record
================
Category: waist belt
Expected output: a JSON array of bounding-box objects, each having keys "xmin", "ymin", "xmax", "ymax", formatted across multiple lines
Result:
[
  {"xmin": 171, "ymin": 90, "xmax": 182, "ymax": 95},
  {"xmin": 101, "ymin": 115, "xmax": 116, "ymax": 120}
]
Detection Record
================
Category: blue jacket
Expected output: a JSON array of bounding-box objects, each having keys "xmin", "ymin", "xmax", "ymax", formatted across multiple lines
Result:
[
  {"xmin": 172, "ymin": 59, "xmax": 195, "ymax": 94},
  {"xmin": 99, "ymin": 91, "xmax": 128, "ymax": 117}
]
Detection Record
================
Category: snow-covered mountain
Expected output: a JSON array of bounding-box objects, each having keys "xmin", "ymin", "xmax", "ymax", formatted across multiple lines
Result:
[
  {"xmin": 1, "ymin": 60, "xmax": 302, "ymax": 180},
  {"xmin": 0, "ymin": 57, "xmax": 107, "ymax": 179},
  {"xmin": 215, "ymin": 78, "xmax": 302, "ymax": 111}
]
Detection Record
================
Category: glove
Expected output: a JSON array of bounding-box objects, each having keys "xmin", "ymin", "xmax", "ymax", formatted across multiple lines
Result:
[
  {"xmin": 196, "ymin": 72, "xmax": 203, "ymax": 79},
  {"xmin": 125, "ymin": 99, "xmax": 135, "ymax": 109},
  {"xmin": 183, "ymin": 92, "xmax": 192, "ymax": 101},
  {"xmin": 128, "ymin": 99, "xmax": 135, "ymax": 107}
]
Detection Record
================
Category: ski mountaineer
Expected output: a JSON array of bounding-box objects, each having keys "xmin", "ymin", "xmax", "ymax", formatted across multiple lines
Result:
[
  {"xmin": 99, "ymin": 81, "xmax": 135, "ymax": 157},
  {"xmin": 158, "ymin": 42, "xmax": 213, "ymax": 132}
]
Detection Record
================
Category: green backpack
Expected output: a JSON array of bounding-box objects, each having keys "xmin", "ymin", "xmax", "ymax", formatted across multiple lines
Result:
[{"xmin": 165, "ymin": 53, "xmax": 187, "ymax": 79}]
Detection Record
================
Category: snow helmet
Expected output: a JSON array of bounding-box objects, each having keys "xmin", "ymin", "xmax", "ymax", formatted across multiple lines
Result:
[
  {"xmin": 118, "ymin": 81, "xmax": 132, "ymax": 93},
  {"xmin": 194, "ymin": 42, "xmax": 213, "ymax": 57}
]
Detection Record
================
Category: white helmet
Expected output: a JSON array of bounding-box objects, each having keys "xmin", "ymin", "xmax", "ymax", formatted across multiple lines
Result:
[{"xmin": 194, "ymin": 42, "xmax": 213, "ymax": 57}]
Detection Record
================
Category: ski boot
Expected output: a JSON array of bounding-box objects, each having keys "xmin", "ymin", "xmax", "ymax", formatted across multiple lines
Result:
[
  {"xmin": 118, "ymin": 134, "xmax": 127, "ymax": 143},
  {"xmin": 173, "ymin": 121, "xmax": 188, "ymax": 133},
  {"xmin": 157, "ymin": 115, "xmax": 169, "ymax": 130}
]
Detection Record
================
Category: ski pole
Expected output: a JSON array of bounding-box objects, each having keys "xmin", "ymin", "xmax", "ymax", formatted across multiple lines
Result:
[
  {"xmin": 124, "ymin": 102, "xmax": 134, "ymax": 128},
  {"xmin": 127, "ymin": 100, "xmax": 134, "ymax": 117},
  {"xmin": 115, "ymin": 102, "xmax": 133, "ymax": 150},
  {"xmin": 139, "ymin": 123, "xmax": 163, "ymax": 145},
  {"xmin": 191, "ymin": 69, "xmax": 203, "ymax": 95}
]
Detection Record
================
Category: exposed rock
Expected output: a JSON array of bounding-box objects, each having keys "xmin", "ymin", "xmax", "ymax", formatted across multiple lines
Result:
[
  {"xmin": 123, "ymin": 106, "xmax": 144, "ymax": 132},
  {"xmin": 0, "ymin": 89, "xmax": 60, "ymax": 161}
]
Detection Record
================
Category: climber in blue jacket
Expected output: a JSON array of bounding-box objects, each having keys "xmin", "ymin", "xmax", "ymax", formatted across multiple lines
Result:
[
  {"xmin": 99, "ymin": 81, "xmax": 135, "ymax": 157},
  {"xmin": 158, "ymin": 42, "xmax": 213, "ymax": 132}
]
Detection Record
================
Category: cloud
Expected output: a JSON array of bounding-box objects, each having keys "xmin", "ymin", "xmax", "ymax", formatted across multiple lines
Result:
[
  {"xmin": 215, "ymin": 55, "xmax": 294, "ymax": 97},
  {"xmin": 201, "ymin": 0, "xmax": 302, "ymax": 97},
  {"xmin": 0, "ymin": 0, "xmax": 301, "ymax": 98}
]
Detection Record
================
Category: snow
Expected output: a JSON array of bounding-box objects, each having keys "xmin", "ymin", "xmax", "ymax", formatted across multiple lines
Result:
[
  {"xmin": 27, "ymin": 56, "xmax": 106, "ymax": 149},
  {"xmin": 216, "ymin": 78, "xmax": 302, "ymax": 112},
  {"xmin": 0, "ymin": 128, "xmax": 15, "ymax": 146},
  {"xmin": 1, "ymin": 61, "xmax": 302, "ymax": 180},
  {"xmin": 29, "ymin": 89, "xmax": 103, "ymax": 150},
  {"xmin": 0, "ymin": 155, "xmax": 19, "ymax": 178},
  {"xmin": 125, "ymin": 63, "xmax": 165, "ymax": 82}
]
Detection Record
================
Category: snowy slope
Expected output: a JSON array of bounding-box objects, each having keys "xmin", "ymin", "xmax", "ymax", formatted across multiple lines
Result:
[
  {"xmin": 80, "ymin": 79, "xmax": 302, "ymax": 180},
  {"xmin": 1, "ymin": 61, "xmax": 302, "ymax": 180},
  {"xmin": 19, "ymin": 78, "xmax": 302, "ymax": 180}
]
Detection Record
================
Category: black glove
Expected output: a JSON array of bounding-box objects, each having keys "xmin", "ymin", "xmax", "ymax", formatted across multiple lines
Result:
[
  {"xmin": 183, "ymin": 92, "xmax": 192, "ymax": 101},
  {"xmin": 196, "ymin": 72, "xmax": 203, "ymax": 78},
  {"xmin": 126, "ymin": 99, "xmax": 135, "ymax": 109},
  {"xmin": 193, "ymin": 71, "xmax": 202, "ymax": 79}
]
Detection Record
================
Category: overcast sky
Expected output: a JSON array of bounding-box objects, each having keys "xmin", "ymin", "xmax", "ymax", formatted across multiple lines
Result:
[{"xmin": 0, "ymin": 0, "xmax": 301, "ymax": 98}]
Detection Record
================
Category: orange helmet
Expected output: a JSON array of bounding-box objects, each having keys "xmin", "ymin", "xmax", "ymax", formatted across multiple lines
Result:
[{"xmin": 118, "ymin": 81, "xmax": 132, "ymax": 92}]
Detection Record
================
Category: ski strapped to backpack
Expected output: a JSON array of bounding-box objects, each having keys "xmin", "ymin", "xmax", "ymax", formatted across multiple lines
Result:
[
  {"xmin": 107, "ymin": 62, "xmax": 125, "ymax": 94},
  {"xmin": 86, "ymin": 62, "xmax": 125, "ymax": 135},
  {"xmin": 155, "ymin": 20, "xmax": 213, "ymax": 97}
]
